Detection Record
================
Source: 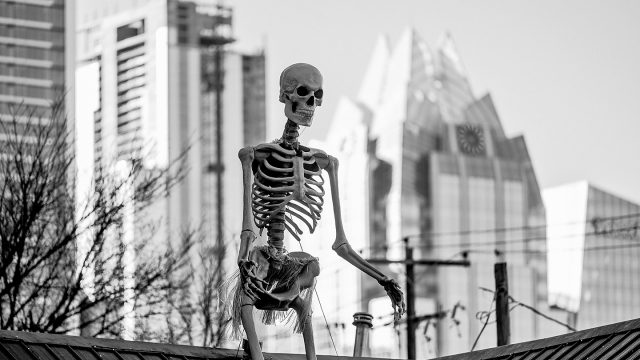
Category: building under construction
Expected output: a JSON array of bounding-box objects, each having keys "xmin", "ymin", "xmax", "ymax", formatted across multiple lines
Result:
[{"xmin": 75, "ymin": 0, "xmax": 266, "ymax": 338}]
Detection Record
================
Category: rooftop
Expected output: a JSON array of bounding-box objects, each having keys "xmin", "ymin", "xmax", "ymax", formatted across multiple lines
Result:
[
  {"xmin": 438, "ymin": 317, "xmax": 640, "ymax": 360},
  {"xmin": 1, "ymin": 317, "xmax": 639, "ymax": 360}
]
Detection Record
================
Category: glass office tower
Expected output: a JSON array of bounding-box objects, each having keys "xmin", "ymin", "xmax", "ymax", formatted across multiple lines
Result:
[
  {"xmin": 545, "ymin": 182, "xmax": 640, "ymax": 331},
  {"xmin": 306, "ymin": 29, "xmax": 549, "ymax": 358}
]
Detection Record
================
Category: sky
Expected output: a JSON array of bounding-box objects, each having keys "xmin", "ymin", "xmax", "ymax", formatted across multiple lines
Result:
[{"xmin": 229, "ymin": 0, "xmax": 640, "ymax": 204}]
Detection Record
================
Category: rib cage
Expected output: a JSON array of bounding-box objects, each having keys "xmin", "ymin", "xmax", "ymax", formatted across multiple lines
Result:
[{"xmin": 251, "ymin": 146, "xmax": 325, "ymax": 243}]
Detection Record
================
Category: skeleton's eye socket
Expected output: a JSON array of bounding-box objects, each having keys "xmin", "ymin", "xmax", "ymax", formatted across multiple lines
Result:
[
  {"xmin": 314, "ymin": 89, "xmax": 323, "ymax": 99},
  {"xmin": 296, "ymin": 86, "xmax": 309, "ymax": 96}
]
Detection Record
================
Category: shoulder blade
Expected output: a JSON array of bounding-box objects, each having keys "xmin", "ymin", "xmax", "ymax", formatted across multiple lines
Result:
[{"xmin": 308, "ymin": 147, "xmax": 330, "ymax": 169}]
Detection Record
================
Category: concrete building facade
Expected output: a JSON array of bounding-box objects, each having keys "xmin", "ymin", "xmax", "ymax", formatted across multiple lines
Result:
[
  {"xmin": 0, "ymin": 0, "xmax": 75, "ymax": 140},
  {"xmin": 74, "ymin": 0, "xmax": 266, "ymax": 338},
  {"xmin": 76, "ymin": 0, "xmax": 265, "ymax": 246}
]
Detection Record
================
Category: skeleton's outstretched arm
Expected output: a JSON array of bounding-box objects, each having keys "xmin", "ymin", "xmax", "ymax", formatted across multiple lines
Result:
[
  {"xmin": 325, "ymin": 155, "xmax": 405, "ymax": 318},
  {"xmin": 325, "ymin": 155, "xmax": 387, "ymax": 279},
  {"xmin": 238, "ymin": 146, "xmax": 256, "ymax": 264},
  {"xmin": 325, "ymin": 155, "xmax": 405, "ymax": 319}
]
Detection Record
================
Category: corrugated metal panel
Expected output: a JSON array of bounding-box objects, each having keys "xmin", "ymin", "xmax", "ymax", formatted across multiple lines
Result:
[
  {"xmin": 49, "ymin": 345, "xmax": 81, "ymax": 360},
  {"xmin": 1, "ymin": 341, "xmax": 37, "ymax": 360},
  {"xmin": 72, "ymin": 348, "xmax": 100, "ymax": 360},
  {"xmin": 545, "ymin": 345, "xmax": 572, "ymax": 360},
  {"xmin": 435, "ymin": 318, "xmax": 640, "ymax": 360},
  {"xmin": 587, "ymin": 333, "xmax": 627, "ymax": 359},
  {"xmin": 530, "ymin": 346, "xmax": 562, "ymax": 360},
  {"xmin": 27, "ymin": 344, "xmax": 60, "ymax": 360},
  {"xmin": 115, "ymin": 351, "xmax": 144, "ymax": 360},
  {"xmin": 573, "ymin": 335, "xmax": 610, "ymax": 359},
  {"xmin": 0, "ymin": 347, "xmax": 13, "ymax": 360},
  {"xmin": 601, "ymin": 331, "xmax": 640, "ymax": 360},
  {"xmin": 92, "ymin": 350, "xmax": 121, "ymax": 360},
  {"xmin": 2, "ymin": 318, "xmax": 640, "ymax": 360}
]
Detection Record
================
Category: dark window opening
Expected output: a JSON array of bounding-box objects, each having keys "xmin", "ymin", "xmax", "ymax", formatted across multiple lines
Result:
[{"xmin": 117, "ymin": 20, "xmax": 145, "ymax": 42}]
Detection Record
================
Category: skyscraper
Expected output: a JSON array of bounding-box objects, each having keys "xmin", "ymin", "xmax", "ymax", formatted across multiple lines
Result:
[
  {"xmin": 0, "ymin": 0, "xmax": 75, "ymax": 136},
  {"xmin": 76, "ymin": 0, "xmax": 266, "ymax": 243},
  {"xmin": 305, "ymin": 29, "xmax": 549, "ymax": 358},
  {"xmin": 544, "ymin": 182, "xmax": 640, "ymax": 331},
  {"xmin": 74, "ymin": 0, "xmax": 266, "ymax": 338}
]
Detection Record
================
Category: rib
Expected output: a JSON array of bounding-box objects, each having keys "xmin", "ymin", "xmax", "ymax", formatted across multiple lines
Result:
[
  {"xmin": 253, "ymin": 180, "xmax": 295, "ymax": 193},
  {"xmin": 287, "ymin": 201, "xmax": 318, "ymax": 232},
  {"xmin": 284, "ymin": 214, "xmax": 304, "ymax": 235},
  {"xmin": 284, "ymin": 222, "xmax": 302, "ymax": 242},
  {"xmin": 285, "ymin": 205, "xmax": 315, "ymax": 233},
  {"xmin": 257, "ymin": 166, "xmax": 294, "ymax": 182},
  {"xmin": 271, "ymin": 152, "xmax": 295, "ymax": 163},
  {"xmin": 263, "ymin": 158, "xmax": 294, "ymax": 173}
]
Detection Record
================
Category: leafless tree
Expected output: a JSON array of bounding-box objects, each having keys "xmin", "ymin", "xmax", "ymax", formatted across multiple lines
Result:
[
  {"xmin": 0, "ymin": 100, "xmax": 197, "ymax": 338},
  {"xmin": 146, "ymin": 231, "xmax": 230, "ymax": 347}
]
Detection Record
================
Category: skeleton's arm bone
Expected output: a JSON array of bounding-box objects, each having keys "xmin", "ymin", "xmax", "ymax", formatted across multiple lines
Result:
[
  {"xmin": 326, "ymin": 155, "xmax": 387, "ymax": 282},
  {"xmin": 238, "ymin": 146, "xmax": 256, "ymax": 264}
]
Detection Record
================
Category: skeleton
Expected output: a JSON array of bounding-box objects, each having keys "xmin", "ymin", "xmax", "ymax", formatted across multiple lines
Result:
[{"xmin": 235, "ymin": 63, "xmax": 405, "ymax": 360}]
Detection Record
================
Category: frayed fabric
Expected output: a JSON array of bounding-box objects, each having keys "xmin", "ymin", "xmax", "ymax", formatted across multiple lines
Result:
[{"xmin": 219, "ymin": 245, "xmax": 318, "ymax": 338}]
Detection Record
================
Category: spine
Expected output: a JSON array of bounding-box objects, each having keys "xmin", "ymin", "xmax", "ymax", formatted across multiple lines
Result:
[
  {"xmin": 267, "ymin": 210, "xmax": 286, "ymax": 251},
  {"xmin": 282, "ymin": 119, "xmax": 300, "ymax": 147}
]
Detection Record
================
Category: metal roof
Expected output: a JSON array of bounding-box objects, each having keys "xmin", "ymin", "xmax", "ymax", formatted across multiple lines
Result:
[
  {"xmin": 1, "ymin": 317, "xmax": 639, "ymax": 360},
  {"xmin": 0, "ymin": 329, "xmax": 387, "ymax": 360},
  {"xmin": 437, "ymin": 317, "xmax": 640, "ymax": 360}
]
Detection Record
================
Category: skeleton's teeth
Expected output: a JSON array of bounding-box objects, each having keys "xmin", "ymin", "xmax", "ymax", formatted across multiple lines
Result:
[{"xmin": 296, "ymin": 109, "xmax": 314, "ymax": 116}]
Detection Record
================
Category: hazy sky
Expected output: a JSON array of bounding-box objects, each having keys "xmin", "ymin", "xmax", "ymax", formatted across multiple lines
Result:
[{"xmin": 230, "ymin": 0, "xmax": 640, "ymax": 204}]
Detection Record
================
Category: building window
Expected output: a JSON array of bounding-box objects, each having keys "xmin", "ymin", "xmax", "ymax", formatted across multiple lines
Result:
[{"xmin": 117, "ymin": 20, "xmax": 145, "ymax": 42}]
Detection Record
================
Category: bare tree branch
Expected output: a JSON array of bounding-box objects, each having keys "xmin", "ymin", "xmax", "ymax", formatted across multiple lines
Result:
[{"xmin": 0, "ymin": 100, "xmax": 200, "ymax": 337}]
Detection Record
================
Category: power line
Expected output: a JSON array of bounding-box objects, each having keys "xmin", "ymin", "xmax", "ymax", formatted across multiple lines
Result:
[
  {"xmin": 356, "ymin": 224, "xmax": 639, "ymax": 254},
  {"xmin": 402, "ymin": 212, "xmax": 640, "ymax": 240},
  {"xmin": 501, "ymin": 240, "xmax": 640, "ymax": 255},
  {"xmin": 373, "ymin": 303, "xmax": 465, "ymax": 329},
  {"xmin": 479, "ymin": 287, "xmax": 575, "ymax": 332},
  {"xmin": 456, "ymin": 225, "xmax": 639, "ymax": 251},
  {"xmin": 354, "ymin": 212, "xmax": 640, "ymax": 253},
  {"xmin": 471, "ymin": 294, "xmax": 495, "ymax": 352}
]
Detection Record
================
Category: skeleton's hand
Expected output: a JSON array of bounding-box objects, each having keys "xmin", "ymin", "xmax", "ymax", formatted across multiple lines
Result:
[
  {"xmin": 378, "ymin": 277, "xmax": 406, "ymax": 322},
  {"xmin": 238, "ymin": 259, "xmax": 267, "ymax": 302}
]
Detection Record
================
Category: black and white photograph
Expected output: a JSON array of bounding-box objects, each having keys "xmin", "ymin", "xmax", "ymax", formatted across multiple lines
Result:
[{"xmin": 1, "ymin": 1, "xmax": 639, "ymax": 359}]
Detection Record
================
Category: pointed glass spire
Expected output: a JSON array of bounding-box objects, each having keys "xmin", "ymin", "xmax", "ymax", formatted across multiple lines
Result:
[{"xmin": 357, "ymin": 35, "xmax": 391, "ymax": 110}]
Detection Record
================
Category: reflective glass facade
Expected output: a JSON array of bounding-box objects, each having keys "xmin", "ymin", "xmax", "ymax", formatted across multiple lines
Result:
[
  {"xmin": 546, "ymin": 183, "xmax": 640, "ymax": 331},
  {"xmin": 318, "ymin": 29, "xmax": 548, "ymax": 358}
]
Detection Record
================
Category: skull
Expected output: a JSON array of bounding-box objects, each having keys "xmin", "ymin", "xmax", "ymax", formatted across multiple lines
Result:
[{"xmin": 279, "ymin": 63, "xmax": 323, "ymax": 127}]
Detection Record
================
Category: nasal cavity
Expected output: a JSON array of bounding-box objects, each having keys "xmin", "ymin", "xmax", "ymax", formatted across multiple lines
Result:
[{"xmin": 306, "ymin": 96, "xmax": 315, "ymax": 106}]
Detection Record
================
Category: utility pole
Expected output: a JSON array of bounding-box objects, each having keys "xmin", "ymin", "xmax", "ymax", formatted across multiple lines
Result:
[
  {"xmin": 494, "ymin": 262, "xmax": 510, "ymax": 346},
  {"xmin": 367, "ymin": 237, "xmax": 470, "ymax": 359},
  {"xmin": 201, "ymin": 4, "xmax": 234, "ymax": 342},
  {"xmin": 405, "ymin": 238, "xmax": 415, "ymax": 360}
]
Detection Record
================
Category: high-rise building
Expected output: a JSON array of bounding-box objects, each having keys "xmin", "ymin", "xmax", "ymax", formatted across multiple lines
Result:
[
  {"xmin": 544, "ymin": 182, "xmax": 640, "ymax": 331},
  {"xmin": 0, "ymin": 0, "xmax": 75, "ymax": 138},
  {"xmin": 295, "ymin": 29, "xmax": 550, "ymax": 358},
  {"xmin": 74, "ymin": 0, "xmax": 266, "ymax": 338},
  {"xmin": 76, "ymin": 0, "xmax": 265, "ymax": 242}
]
